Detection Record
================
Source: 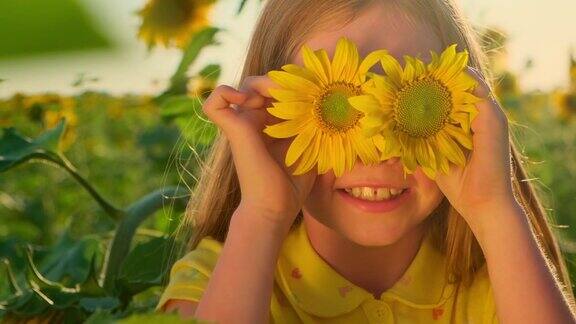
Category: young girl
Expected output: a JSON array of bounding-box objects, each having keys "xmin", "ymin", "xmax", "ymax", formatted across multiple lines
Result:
[{"xmin": 156, "ymin": 0, "xmax": 576, "ymax": 323}]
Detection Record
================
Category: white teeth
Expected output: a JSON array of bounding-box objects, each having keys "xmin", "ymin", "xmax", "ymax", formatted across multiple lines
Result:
[
  {"xmin": 343, "ymin": 186, "xmax": 405, "ymax": 201},
  {"xmin": 376, "ymin": 188, "xmax": 391, "ymax": 200}
]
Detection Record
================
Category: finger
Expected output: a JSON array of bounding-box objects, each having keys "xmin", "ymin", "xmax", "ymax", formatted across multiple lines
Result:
[
  {"xmin": 464, "ymin": 66, "xmax": 508, "ymax": 130},
  {"xmin": 239, "ymin": 75, "xmax": 279, "ymax": 99},
  {"xmin": 202, "ymin": 85, "xmax": 247, "ymax": 133},
  {"xmin": 237, "ymin": 76, "xmax": 277, "ymax": 109}
]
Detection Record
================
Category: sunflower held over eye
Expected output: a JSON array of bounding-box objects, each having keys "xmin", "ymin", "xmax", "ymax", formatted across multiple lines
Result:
[
  {"xmin": 348, "ymin": 44, "xmax": 483, "ymax": 179},
  {"xmin": 137, "ymin": 0, "xmax": 215, "ymax": 49},
  {"xmin": 263, "ymin": 37, "xmax": 392, "ymax": 177}
]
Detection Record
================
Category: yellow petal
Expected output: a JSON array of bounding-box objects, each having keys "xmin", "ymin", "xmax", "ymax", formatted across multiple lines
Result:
[
  {"xmin": 285, "ymin": 124, "xmax": 316, "ymax": 167},
  {"xmin": 438, "ymin": 155, "xmax": 450, "ymax": 174},
  {"xmin": 428, "ymin": 50, "xmax": 440, "ymax": 70},
  {"xmin": 281, "ymin": 64, "xmax": 319, "ymax": 84},
  {"xmin": 294, "ymin": 132, "xmax": 321, "ymax": 175},
  {"xmin": 444, "ymin": 124, "xmax": 473, "ymax": 149},
  {"xmin": 436, "ymin": 131, "xmax": 466, "ymax": 166},
  {"xmin": 331, "ymin": 38, "xmax": 348, "ymax": 82},
  {"xmin": 401, "ymin": 142, "xmax": 418, "ymax": 172},
  {"xmin": 302, "ymin": 44, "xmax": 329, "ymax": 85},
  {"xmin": 457, "ymin": 103, "xmax": 480, "ymax": 122},
  {"xmin": 351, "ymin": 128, "xmax": 379, "ymax": 164},
  {"xmin": 348, "ymin": 94, "xmax": 381, "ymax": 115},
  {"xmin": 343, "ymin": 38, "xmax": 360, "ymax": 82},
  {"xmin": 436, "ymin": 44, "xmax": 457, "ymax": 77},
  {"xmin": 263, "ymin": 114, "xmax": 312, "ymax": 138},
  {"xmin": 449, "ymin": 111, "xmax": 471, "ymax": 133},
  {"xmin": 441, "ymin": 52, "xmax": 469, "ymax": 84},
  {"xmin": 269, "ymin": 88, "xmax": 312, "ymax": 102},
  {"xmin": 454, "ymin": 91, "xmax": 483, "ymax": 105},
  {"xmin": 317, "ymin": 133, "xmax": 331, "ymax": 173},
  {"xmin": 357, "ymin": 49, "xmax": 390, "ymax": 84},
  {"xmin": 267, "ymin": 101, "xmax": 313, "ymax": 119},
  {"xmin": 446, "ymin": 71, "xmax": 477, "ymax": 91},
  {"xmin": 315, "ymin": 49, "xmax": 333, "ymax": 83},
  {"xmin": 412, "ymin": 57, "xmax": 427, "ymax": 76},
  {"xmin": 402, "ymin": 57, "xmax": 416, "ymax": 83},
  {"xmin": 268, "ymin": 70, "xmax": 320, "ymax": 94},
  {"xmin": 379, "ymin": 54, "xmax": 404, "ymax": 88},
  {"xmin": 331, "ymin": 134, "xmax": 346, "ymax": 177},
  {"xmin": 343, "ymin": 135, "xmax": 355, "ymax": 172}
]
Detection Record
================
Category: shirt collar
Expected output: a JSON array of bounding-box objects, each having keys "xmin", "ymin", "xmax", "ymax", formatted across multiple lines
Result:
[{"xmin": 275, "ymin": 222, "xmax": 456, "ymax": 318}]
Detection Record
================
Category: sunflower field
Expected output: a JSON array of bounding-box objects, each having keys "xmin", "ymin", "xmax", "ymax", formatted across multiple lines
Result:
[{"xmin": 0, "ymin": 0, "xmax": 575, "ymax": 323}]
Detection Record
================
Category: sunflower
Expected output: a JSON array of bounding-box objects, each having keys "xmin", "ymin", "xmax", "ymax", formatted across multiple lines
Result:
[
  {"xmin": 263, "ymin": 37, "xmax": 390, "ymax": 177},
  {"xmin": 348, "ymin": 44, "xmax": 482, "ymax": 179},
  {"xmin": 137, "ymin": 0, "xmax": 215, "ymax": 49}
]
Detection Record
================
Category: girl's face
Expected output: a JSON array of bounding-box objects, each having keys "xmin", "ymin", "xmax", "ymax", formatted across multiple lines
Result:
[{"xmin": 294, "ymin": 3, "xmax": 446, "ymax": 246}]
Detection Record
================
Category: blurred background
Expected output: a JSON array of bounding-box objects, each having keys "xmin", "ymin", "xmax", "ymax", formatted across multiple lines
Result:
[{"xmin": 0, "ymin": 0, "xmax": 575, "ymax": 322}]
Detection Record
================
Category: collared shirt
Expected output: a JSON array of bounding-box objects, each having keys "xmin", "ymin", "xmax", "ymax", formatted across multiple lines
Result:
[{"xmin": 156, "ymin": 222, "xmax": 499, "ymax": 323}]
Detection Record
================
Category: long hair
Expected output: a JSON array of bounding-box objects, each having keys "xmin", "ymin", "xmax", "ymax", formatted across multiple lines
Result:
[{"xmin": 174, "ymin": 0, "xmax": 575, "ymax": 307}]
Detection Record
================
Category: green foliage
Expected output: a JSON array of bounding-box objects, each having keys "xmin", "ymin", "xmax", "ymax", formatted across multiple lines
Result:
[
  {"xmin": 1, "ymin": 0, "xmax": 575, "ymax": 322},
  {"xmin": 0, "ymin": 121, "xmax": 190, "ymax": 321},
  {"xmin": 0, "ymin": 0, "xmax": 111, "ymax": 58},
  {"xmin": 160, "ymin": 95, "xmax": 217, "ymax": 146},
  {"xmin": 0, "ymin": 118, "xmax": 64, "ymax": 172}
]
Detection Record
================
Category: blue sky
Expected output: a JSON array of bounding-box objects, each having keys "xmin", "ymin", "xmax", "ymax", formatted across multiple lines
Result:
[{"xmin": 0, "ymin": 0, "xmax": 574, "ymax": 96}]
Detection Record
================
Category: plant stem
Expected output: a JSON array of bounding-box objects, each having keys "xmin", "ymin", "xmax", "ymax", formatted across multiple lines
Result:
[
  {"xmin": 101, "ymin": 187, "xmax": 188, "ymax": 293},
  {"xmin": 48, "ymin": 153, "xmax": 124, "ymax": 221}
]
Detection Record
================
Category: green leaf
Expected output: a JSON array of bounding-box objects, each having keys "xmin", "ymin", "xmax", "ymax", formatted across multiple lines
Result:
[
  {"xmin": 1, "ymin": 259, "xmax": 22, "ymax": 296},
  {"xmin": 160, "ymin": 95, "xmax": 217, "ymax": 146},
  {"xmin": 0, "ymin": 0, "xmax": 112, "ymax": 59},
  {"xmin": 116, "ymin": 237, "xmax": 181, "ymax": 296},
  {"xmin": 237, "ymin": 0, "xmax": 249, "ymax": 14},
  {"xmin": 164, "ymin": 26, "xmax": 221, "ymax": 96},
  {"xmin": 0, "ymin": 119, "xmax": 65, "ymax": 172},
  {"xmin": 79, "ymin": 297, "xmax": 120, "ymax": 313},
  {"xmin": 118, "ymin": 312, "xmax": 201, "ymax": 324},
  {"xmin": 39, "ymin": 232, "xmax": 102, "ymax": 286},
  {"xmin": 198, "ymin": 64, "xmax": 221, "ymax": 81},
  {"xmin": 102, "ymin": 187, "xmax": 188, "ymax": 293}
]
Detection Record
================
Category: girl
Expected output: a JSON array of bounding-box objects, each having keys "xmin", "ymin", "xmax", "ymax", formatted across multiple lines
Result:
[{"xmin": 157, "ymin": 0, "xmax": 576, "ymax": 323}]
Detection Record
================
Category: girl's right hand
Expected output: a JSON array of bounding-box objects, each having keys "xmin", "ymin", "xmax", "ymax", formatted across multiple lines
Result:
[{"xmin": 202, "ymin": 75, "xmax": 316, "ymax": 229}]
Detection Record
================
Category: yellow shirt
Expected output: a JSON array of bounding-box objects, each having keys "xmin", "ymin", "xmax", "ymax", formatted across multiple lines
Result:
[{"xmin": 156, "ymin": 222, "xmax": 499, "ymax": 323}]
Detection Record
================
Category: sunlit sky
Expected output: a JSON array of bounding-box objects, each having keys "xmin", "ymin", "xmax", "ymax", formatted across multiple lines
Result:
[{"xmin": 0, "ymin": 0, "xmax": 575, "ymax": 97}]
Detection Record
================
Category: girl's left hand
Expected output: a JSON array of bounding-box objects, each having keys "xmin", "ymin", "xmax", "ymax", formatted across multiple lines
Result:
[{"xmin": 435, "ymin": 66, "xmax": 518, "ymax": 224}]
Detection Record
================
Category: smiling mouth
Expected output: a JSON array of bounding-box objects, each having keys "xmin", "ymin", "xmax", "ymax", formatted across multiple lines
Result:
[{"xmin": 338, "ymin": 187, "xmax": 409, "ymax": 202}]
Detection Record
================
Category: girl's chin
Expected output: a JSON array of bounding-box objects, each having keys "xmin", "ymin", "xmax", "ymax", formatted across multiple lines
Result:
[{"xmin": 331, "ymin": 220, "xmax": 411, "ymax": 246}]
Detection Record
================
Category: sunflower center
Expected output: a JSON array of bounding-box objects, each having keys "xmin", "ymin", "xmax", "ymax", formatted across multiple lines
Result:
[
  {"xmin": 314, "ymin": 82, "xmax": 363, "ymax": 133},
  {"xmin": 149, "ymin": 0, "xmax": 194, "ymax": 30},
  {"xmin": 394, "ymin": 76, "xmax": 452, "ymax": 138}
]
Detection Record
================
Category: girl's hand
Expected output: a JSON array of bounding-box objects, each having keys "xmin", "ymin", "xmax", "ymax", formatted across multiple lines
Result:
[
  {"xmin": 202, "ymin": 76, "xmax": 316, "ymax": 230},
  {"xmin": 435, "ymin": 66, "xmax": 518, "ymax": 224}
]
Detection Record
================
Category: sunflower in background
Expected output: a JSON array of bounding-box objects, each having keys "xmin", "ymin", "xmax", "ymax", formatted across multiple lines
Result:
[
  {"xmin": 137, "ymin": 0, "xmax": 216, "ymax": 49},
  {"xmin": 42, "ymin": 96, "xmax": 78, "ymax": 151},
  {"xmin": 264, "ymin": 37, "xmax": 391, "ymax": 177},
  {"xmin": 188, "ymin": 64, "xmax": 221, "ymax": 99},
  {"xmin": 349, "ymin": 44, "xmax": 482, "ymax": 179}
]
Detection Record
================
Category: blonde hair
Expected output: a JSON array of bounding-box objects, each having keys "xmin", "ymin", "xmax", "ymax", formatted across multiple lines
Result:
[{"xmin": 175, "ymin": 0, "xmax": 575, "ymax": 308}]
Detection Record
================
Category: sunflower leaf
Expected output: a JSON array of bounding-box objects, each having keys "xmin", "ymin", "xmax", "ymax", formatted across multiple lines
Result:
[
  {"xmin": 164, "ymin": 27, "xmax": 221, "ymax": 96},
  {"xmin": 0, "ymin": 119, "xmax": 65, "ymax": 173}
]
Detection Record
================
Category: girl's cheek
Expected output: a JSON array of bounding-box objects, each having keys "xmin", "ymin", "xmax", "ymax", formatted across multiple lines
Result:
[{"xmin": 414, "ymin": 169, "xmax": 442, "ymax": 193}]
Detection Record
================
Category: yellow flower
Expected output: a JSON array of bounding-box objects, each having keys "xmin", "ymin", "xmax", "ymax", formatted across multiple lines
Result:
[
  {"xmin": 137, "ymin": 0, "xmax": 215, "ymax": 49},
  {"xmin": 264, "ymin": 37, "xmax": 390, "ymax": 177},
  {"xmin": 553, "ymin": 90, "xmax": 576, "ymax": 122},
  {"xmin": 42, "ymin": 96, "xmax": 78, "ymax": 151},
  {"xmin": 349, "ymin": 44, "xmax": 482, "ymax": 179}
]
